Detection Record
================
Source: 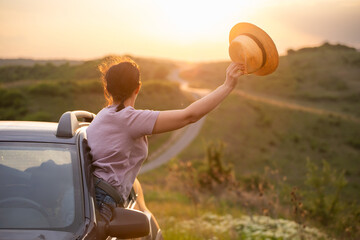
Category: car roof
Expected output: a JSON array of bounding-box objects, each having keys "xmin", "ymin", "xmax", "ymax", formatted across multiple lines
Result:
[
  {"xmin": 0, "ymin": 111, "xmax": 95, "ymax": 144},
  {"xmin": 0, "ymin": 121, "xmax": 78, "ymax": 144}
]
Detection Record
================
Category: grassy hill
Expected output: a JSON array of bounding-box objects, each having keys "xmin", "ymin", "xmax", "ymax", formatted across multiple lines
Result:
[
  {"xmin": 181, "ymin": 43, "xmax": 360, "ymax": 117},
  {"xmin": 138, "ymin": 43, "xmax": 360, "ymax": 239},
  {"xmin": 140, "ymin": 92, "xmax": 359, "ymax": 239}
]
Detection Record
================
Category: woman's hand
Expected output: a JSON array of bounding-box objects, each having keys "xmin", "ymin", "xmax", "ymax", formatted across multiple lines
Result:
[{"xmin": 224, "ymin": 62, "xmax": 246, "ymax": 89}]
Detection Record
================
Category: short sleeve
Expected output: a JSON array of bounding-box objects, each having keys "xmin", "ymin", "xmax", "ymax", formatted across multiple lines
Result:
[{"xmin": 127, "ymin": 109, "xmax": 160, "ymax": 138}]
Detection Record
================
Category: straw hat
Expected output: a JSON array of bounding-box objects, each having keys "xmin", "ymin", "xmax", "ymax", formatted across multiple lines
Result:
[{"xmin": 229, "ymin": 22, "xmax": 279, "ymax": 76}]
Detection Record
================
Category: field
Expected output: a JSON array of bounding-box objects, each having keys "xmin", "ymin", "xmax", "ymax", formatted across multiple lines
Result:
[
  {"xmin": 140, "ymin": 43, "xmax": 360, "ymax": 239},
  {"xmin": 1, "ymin": 43, "xmax": 359, "ymax": 239}
]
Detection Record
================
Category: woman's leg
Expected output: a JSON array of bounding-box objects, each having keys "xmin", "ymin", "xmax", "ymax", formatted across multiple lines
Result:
[{"xmin": 133, "ymin": 178, "xmax": 163, "ymax": 240}]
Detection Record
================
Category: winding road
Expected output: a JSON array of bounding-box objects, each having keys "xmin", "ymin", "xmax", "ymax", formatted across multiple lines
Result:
[
  {"xmin": 140, "ymin": 65, "xmax": 360, "ymax": 174},
  {"xmin": 234, "ymin": 90, "xmax": 360, "ymax": 123},
  {"xmin": 139, "ymin": 67, "xmax": 208, "ymax": 174}
]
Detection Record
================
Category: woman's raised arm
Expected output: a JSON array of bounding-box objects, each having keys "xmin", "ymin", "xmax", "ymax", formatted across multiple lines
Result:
[{"xmin": 152, "ymin": 63, "xmax": 245, "ymax": 134}]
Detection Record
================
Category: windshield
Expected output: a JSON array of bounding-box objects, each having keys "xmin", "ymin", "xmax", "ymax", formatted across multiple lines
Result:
[{"xmin": 0, "ymin": 142, "xmax": 83, "ymax": 231}]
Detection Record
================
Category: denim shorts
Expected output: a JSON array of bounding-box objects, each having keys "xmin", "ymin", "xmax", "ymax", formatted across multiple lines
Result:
[{"xmin": 95, "ymin": 187, "xmax": 117, "ymax": 222}]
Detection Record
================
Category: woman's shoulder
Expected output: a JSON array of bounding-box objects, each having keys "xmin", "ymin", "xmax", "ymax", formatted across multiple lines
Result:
[
  {"xmin": 123, "ymin": 106, "xmax": 159, "ymax": 115},
  {"xmin": 127, "ymin": 107, "xmax": 159, "ymax": 118},
  {"xmin": 94, "ymin": 105, "xmax": 158, "ymax": 122}
]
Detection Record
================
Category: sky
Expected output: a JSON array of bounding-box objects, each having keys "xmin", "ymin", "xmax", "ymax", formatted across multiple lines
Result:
[{"xmin": 0, "ymin": 0, "xmax": 359, "ymax": 62}]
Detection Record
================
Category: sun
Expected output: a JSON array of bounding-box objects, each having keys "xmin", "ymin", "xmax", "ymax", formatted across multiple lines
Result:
[{"xmin": 152, "ymin": 0, "xmax": 253, "ymax": 43}]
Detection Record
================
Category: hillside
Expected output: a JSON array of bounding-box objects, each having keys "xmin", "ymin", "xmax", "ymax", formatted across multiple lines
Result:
[
  {"xmin": 181, "ymin": 43, "xmax": 360, "ymax": 117},
  {"xmin": 140, "ymin": 88, "xmax": 360, "ymax": 238},
  {"xmin": 139, "ymin": 43, "xmax": 360, "ymax": 239}
]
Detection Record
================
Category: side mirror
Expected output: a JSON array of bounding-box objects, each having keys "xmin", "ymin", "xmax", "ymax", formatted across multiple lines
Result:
[{"xmin": 108, "ymin": 208, "xmax": 150, "ymax": 238}]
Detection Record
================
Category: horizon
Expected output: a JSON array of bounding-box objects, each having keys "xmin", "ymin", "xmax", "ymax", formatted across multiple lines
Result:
[
  {"xmin": 1, "ymin": 0, "xmax": 359, "ymax": 62},
  {"xmin": 0, "ymin": 41, "xmax": 357, "ymax": 64}
]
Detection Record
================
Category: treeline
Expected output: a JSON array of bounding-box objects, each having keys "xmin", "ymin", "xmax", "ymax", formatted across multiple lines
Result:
[
  {"xmin": 0, "ymin": 88, "xmax": 27, "ymax": 120},
  {"xmin": 0, "ymin": 63, "xmax": 77, "ymax": 82},
  {"xmin": 0, "ymin": 55, "xmax": 174, "ymax": 83},
  {"xmin": 0, "ymin": 58, "xmax": 82, "ymax": 67},
  {"xmin": 0, "ymin": 79, "xmax": 102, "ymax": 120}
]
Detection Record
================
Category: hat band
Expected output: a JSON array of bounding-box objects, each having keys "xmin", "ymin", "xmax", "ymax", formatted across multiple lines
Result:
[{"xmin": 242, "ymin": 33, "xmax": 266, "ymax": 69}]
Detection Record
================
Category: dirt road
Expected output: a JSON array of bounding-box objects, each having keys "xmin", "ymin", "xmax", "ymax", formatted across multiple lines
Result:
[
  {"xmin": 234, "ymin": 90, "xmax": 360, "ymax": 123},
  {"xmin": 140, "ymin": 65, "xmax": 360, "ymax": 174},
  {"xmin": 140, "ymin": 67, "xmax": 207, "ymax": 174}
]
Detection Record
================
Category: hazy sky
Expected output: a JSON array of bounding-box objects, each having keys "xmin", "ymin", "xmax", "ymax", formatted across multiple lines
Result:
[{"xmin": 0, "ymin": 0, "xmax": 359, "ymax": 62}]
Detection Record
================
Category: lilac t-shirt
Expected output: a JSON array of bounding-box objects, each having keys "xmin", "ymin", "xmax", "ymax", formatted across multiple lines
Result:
[{"xmin": 86, "ymin": 105, "xmax": 159, "ymax": 200}]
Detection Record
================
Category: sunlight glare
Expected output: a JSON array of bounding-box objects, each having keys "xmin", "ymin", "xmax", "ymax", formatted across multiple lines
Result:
[{"xmin": 152, "ymin": 0, "xmax": 254, "ymax": 43}]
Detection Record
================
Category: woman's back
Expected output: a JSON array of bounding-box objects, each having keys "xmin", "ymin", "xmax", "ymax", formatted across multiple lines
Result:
[{"xmin": 86, "ymin": 105, "xmax": 159, "ymax": 200}]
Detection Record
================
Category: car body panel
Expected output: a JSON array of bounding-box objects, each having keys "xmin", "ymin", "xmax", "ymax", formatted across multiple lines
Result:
[{"xmin": 0, "ymin": 121, "xmax": 76, "ymax": 144}]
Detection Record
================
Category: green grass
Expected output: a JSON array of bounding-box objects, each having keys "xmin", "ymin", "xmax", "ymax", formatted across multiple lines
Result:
[
  {"xmin": 139, "ymin": 91, "xmax": 360, "ymax": 239},
  {"xmin": 137, "ymin": 43, "xmax": 360, "ymax": 238},
  {"xmin": 178, "ymin": 93, "xmax": 360, "ymax": 200}
]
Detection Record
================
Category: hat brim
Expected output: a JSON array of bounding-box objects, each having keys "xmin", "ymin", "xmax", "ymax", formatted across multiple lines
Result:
[{"xmin": 229, "ymin": 22, "xmax": 279, "ymax": 76}]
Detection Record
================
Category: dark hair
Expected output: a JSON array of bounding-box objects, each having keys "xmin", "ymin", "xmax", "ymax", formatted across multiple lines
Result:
[{"xmin": 99, "ymin": 57, "xmax": 140, "ymax": 112}]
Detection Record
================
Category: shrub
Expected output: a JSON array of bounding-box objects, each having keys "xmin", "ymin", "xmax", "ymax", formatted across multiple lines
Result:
[
  {"xmin": 75, "ymin": 80, "xmax": 102, "ymax": 94},
  {"xmin": 299, "ymin": 158, "xmax": 360, "ymax": 238},
  {"xmin": 27, "ymin": 82, "xmax": 68, "ymax": 96},
  {"xmin": 198, "ymin": 141, "xmax": 236, "ymax": 192},
  {"xmin": 0, "ymin": 88, "xmax": 27, "ymax": 120},
  {"xmin": 303, "ymin": 159, "xmax": 347, "ymax": 226}
]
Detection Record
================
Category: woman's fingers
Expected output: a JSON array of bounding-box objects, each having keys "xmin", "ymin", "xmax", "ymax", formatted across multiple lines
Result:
[
  {"xmin": 229, "ymin": 63, "xmax": 246, "ymax": 77},
  {"xmin": 226, "ymin": 62, "xmax": 237, "ymax": 74},
  {"xmin": 224, "ymin": 62, "xmax": 247, "ymax": 88}
]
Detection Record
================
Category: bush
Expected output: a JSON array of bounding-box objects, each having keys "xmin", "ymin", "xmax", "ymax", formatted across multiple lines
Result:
[
  {"xmin": 198, "ymin": 141, "xmax": 236, "ymax": 191},
  {"xmin": 0, "ymin": 63, "xmax": 58, "ymax": 82},
  {"xmin": 304, "ymin": 159, "xmax": 347, "ymax": 225},
  {"xmin": 0, "ymin": 88, "xmax": 27, "ymax": 120},
  {"xmin": 27, "ymin": 82, "xmax": 68, "ymax": 96},
  {"xmin": 75, "ymin": 80, "xmax": 103, "ymax": 94},
  {"xmin": 301, "ymin": 159, "xmax": 360, "ymax": 238}
]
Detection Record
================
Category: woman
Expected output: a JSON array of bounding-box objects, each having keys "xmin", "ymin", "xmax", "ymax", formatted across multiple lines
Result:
[{"xmin": 86, "ymin": 57, "xmax": 245, "ymax": 229}]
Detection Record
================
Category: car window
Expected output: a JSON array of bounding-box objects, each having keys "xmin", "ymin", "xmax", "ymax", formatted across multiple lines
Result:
[{"xmin": 0, "ymin": 142, "xmax": 83, "ymax": 230}]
